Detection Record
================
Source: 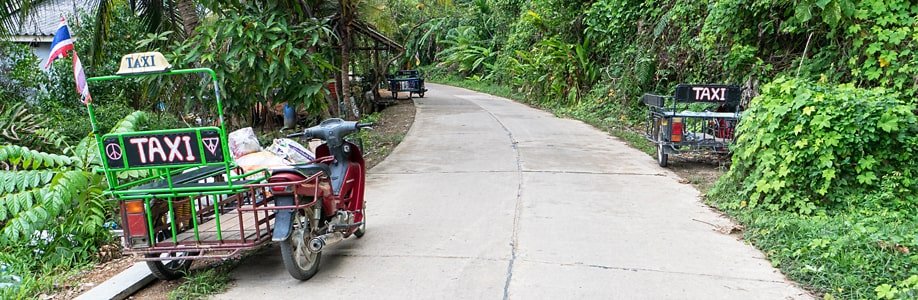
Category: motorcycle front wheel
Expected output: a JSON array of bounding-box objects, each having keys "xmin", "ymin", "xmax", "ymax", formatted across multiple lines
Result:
[{"xmin": 279, "ymin": 201, "xmax": 322, "ymax": 280}]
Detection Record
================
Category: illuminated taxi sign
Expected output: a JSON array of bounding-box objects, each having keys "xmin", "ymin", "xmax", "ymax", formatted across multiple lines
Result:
[
  {"xmin": 101, "ymin": 128, "xmax": 225, "ymax": 169},
  {"xmin": 674, "ymin": 84, "xmax": 741, "ymax": 104},
  {"xmin": 116, "ymin": 52, "xmax": 172, "ymax": 75}
]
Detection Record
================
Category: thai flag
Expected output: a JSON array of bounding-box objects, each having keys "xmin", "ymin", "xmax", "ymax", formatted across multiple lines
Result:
[
  {"xmin": 44, "ymin": 17, "xmax": 74, "ymax": 69},
  {"xmin": 72, "ymin": 52, "xmax": 92, "ymax": 104},
  {"xmin": 45, "ymin": 17, "xmax": 91, "ymax": 105}
]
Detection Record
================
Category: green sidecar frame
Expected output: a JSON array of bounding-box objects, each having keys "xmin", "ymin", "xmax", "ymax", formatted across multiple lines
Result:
[{"xmin": 87, "ymin": 53, "xmax": 319, "ymax": 279}]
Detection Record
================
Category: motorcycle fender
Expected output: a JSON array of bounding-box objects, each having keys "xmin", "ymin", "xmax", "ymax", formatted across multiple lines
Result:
[{"xmin": 271, "ymin": 197, "xmax": 295, "ymax": 242}]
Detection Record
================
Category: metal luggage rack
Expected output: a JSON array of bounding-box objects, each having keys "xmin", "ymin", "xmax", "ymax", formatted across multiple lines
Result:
[{"xmin": 643, "ymin": 84, "xmax": 744, "ymax": 167}]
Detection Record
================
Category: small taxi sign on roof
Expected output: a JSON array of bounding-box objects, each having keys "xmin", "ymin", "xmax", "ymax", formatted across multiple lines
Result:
[{"xmin": 116, "ymin": 52, "xmax": 172, "ymax": 75}]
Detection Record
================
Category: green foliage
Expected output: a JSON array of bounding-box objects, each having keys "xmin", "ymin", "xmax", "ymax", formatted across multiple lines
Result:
[
  {"xmin": 843, "ymin": 0, "xmax": 918, "ymax": 96},
  {"xmin": 168, "ymin": 267, "xmax": 231, "ymax": 300},
  {"xmin": 0, "ymin": 111, "xmax": 147, "ymax": 297},
  {"xmin": 0, "ymin": 103, "xmax": 46, "ymax": 145},
  {"xmin": 714, "ymin": 78, "xmax": 918, "ymax": 213},
  {"xmin": 0, "ymin": 145, "xmax": 73, "ymax": 170},
  {"xmin": 702, "ymin": 201, "xmax": 918, "ymax": 299},
  {"xmin": 42, "ymin": 6, "xmax": 148, "ymax": 143},
  {"xmin": 0, "ymin": 41, "xmax": 46, "ymax": 105},
  {"xmin": 583, "ymin": 0, "xmax": 653, "ymax": 55},
  {"xmin": 438, "ymin": 26, "xmax": 499, "ymax": 77},
  {"xmin": 436, "ymin": 0, "xmax": 917, "ymax": 125},
  {"xmin": 506, "ymin": 36, "xmax": 597, "ymax": 105},
  {"xmin": 173, "ymin": 2, "xmax": 336, "ymax": 115},
  {"xmin": 877, "ymin": 275, "xmax": 918, "ymax": 300}
]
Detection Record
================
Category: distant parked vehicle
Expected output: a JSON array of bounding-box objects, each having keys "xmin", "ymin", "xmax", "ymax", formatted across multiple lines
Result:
[
  {"xmin": 643, "ymin": 84, "xmax": 744, "ymax": 167},
  {"xmin": 387, "ymin": 70, "xmax": 427, "ymax": 99}
]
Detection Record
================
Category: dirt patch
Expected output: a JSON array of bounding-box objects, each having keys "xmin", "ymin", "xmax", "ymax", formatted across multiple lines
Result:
[
  {"xmin": 48, "ymin": 244, "xmax": 133, "ymax": 300},
  {"xmin": 665, "ymin": 152, "xmax": 729, "ymax": 194},
  {"xmin": 362, "ymin": 99, "xmax": 416, "ymax": 169},
  {"xmin": 128, "ymin": 259, "xmax": 224, "ymax": 300}
]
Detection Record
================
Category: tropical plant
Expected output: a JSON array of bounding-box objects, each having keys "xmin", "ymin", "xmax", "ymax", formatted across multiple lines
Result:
[
  {"xmin": 504, "ymin": 37, "xmax": 597, "ymax": 105},
  {"xmin": 170, "ymin": 2, "xmax": 336, "ymax": 121},
  {"xmin": 0, "ymin": 41, "xmax": 46, "ymax": 105},
  {"xmin": 437, "ymin": 26, "xmax": 498, "ymax": 77},
  {"xmin": 0, "ymin": 102, "xmax": 81, "ymax": 153},
  {"xmin": 0, "ymin": 111, "xmax": 147, "ymax": 273},
  {"xmin": 712, "ymin": 77, "xmax": 918, "ymax": 213},
  {"xmin": 0, "ymin": 103, "xmax": 45, "ymax": 146}
]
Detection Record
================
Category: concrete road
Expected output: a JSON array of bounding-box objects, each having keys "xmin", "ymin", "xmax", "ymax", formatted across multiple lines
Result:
[{"xmin": 214, "ymin": 84, "xmax": 811, "ymax": 299}]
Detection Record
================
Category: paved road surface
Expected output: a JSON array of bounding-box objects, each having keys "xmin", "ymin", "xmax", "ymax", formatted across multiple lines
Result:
[{"xmin": 214, "ymin": 84, "xmax": 810, "ymax": 299}]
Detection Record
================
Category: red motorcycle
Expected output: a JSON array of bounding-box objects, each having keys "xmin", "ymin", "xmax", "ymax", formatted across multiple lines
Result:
[{"xmin": 266, "ymin": 118, "xmax": 371, "ymax": 280}]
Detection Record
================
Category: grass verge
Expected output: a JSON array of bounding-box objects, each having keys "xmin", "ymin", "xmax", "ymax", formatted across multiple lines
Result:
[
  {"xmin": 168, "ymin": 260, "xmax": 235, "ymax": 300},
  {"xmin": 706, "ymin": 193, "xmax": 918, "ymax": 299}
]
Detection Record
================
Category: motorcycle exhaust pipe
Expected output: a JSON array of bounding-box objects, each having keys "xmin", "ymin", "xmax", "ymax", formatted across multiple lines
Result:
[{"xmin": 308, "ymin": 232, "xmax": 345, "ymax": 252}]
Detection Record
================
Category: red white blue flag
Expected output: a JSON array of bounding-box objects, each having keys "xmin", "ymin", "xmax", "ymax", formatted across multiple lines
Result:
[
  {"xmin": 72, "ymin": 52, "xmax": 92, "ymax": 104},
  {"xmin": 44, "ymin": 17, "xmax": 74, "ymax": 68},
  {"xmin": 45, "ymin": 17, "xmax": 91, "ymax": 105}
]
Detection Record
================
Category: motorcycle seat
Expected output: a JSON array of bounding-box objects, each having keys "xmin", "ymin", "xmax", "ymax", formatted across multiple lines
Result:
[{"xmin": 270, "ymin": 163, "xmax": 330, "ymax": 179}]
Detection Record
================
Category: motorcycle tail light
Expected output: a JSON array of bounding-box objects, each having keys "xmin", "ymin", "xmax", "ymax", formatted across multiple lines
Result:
[
  {"xmin": 122, "ymin": 200, "xmax": 150, "ymax": 248},
  {"xmin": 124, "ymin": 200, "xmax": 145, "ymax": 214},
  {"xmin": 671, "ymin": 118, "xmax": 683, "ymax": 143}
]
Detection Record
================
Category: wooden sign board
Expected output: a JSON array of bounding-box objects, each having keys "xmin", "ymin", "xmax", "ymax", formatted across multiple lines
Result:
[
  {"xmin": 102, "ymin": 128, "xmax": 224, "ymax": 170},
  {"xmin": 674, "ymin": 84, "xmax": 741, "ymax": 103}
]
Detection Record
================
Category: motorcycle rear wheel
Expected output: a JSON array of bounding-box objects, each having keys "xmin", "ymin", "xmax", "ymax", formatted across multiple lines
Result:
[{"xmin": 280, "ymin": 204, "xmax": 321, "ymax": 280}]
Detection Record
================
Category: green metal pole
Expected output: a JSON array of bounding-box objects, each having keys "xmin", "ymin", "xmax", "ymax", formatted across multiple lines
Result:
[{"xmin": 86, "ymin": 103, "xmax": 116, "ymax": 188}]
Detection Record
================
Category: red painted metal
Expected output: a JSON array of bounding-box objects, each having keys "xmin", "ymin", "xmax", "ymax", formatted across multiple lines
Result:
[{"xmin": 314, "ymin": 142, "xmax": 366, "ymax": 226}]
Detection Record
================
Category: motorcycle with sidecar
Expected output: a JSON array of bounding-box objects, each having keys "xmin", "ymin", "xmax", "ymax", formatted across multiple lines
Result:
[{"xmin": 91, "ymin": 51, "xmax": 370, "ymax": 280}]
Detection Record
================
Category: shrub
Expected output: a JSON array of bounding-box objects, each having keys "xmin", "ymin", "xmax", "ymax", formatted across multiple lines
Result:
[
  {"xmin": 0, "ymin": 111, "xmax": 148, "ymax": 297},
  {"xmin": 713, "ymin": 77, "xmax": 918, "ymax": 213},
  {"xmin": 0, "ymin": 42, "xmax": 47, "ymax": 106}
]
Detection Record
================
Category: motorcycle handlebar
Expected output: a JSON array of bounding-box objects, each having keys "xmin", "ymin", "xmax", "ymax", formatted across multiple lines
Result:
[
  {"xmin": 286, "ymin": 119, "xmax": 372, "ymax": 140},
  {"xmin": 286, "ymin": 132, "xmax": 306, "ymax": 139}
]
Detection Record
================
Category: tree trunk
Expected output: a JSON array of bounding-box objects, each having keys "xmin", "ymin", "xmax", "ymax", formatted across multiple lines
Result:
[
  {"xmin": 372, "ymin": 47, "xmax": 382, "ymax": 103},
  {"xmin": 177, "ymin": 0, "xmax": 199, "ymax": 37},
  {"xmin": 339, "ymin": 25, "xmax": 353, "ymax": 119}
]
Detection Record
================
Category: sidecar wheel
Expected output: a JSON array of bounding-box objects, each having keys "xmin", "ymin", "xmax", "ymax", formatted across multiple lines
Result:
[
  {"xmin": 280, "ymin": 209, "xmax": 321, "ymax": 280},
  {"xmin": 657, "ymin": 143, "xmax": 669, "ymax": 168},
  {"xmin": 146, "ymin": 251, "xmax": 195, "ymax": 280}
]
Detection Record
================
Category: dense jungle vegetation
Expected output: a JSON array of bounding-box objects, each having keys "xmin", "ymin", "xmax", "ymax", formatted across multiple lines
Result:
[{"xmin": 413, "ymin": 0, "xmax": 918, "ymax": 298}]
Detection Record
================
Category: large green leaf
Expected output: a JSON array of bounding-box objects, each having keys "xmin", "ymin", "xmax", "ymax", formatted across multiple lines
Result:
[{"xmin": 0, "ymin": 145, "xmax": 74, "ymax": 170}]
